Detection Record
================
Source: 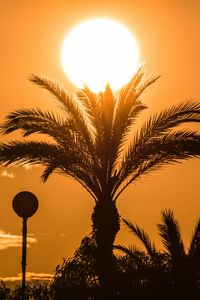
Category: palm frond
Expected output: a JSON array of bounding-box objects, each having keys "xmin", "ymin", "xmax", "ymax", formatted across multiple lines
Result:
[
  {"xmin": 112, "ymin": 68, "xmax": 146, "ymax": 145},
  {"xmin": 92, "ymin": 85, "xmax": 116, "ymax": 161},
  {"xmin": 0, "ymin": 140, "xmax": 89, "ymax": 178},
  {"xmin": 114, "ymin": 244, "xmax": 140, "ymax": 257},
  {"xmin": 188, "ymin": 219, "xmax": 200, "ymax": 257},
  {"xmin": 76, "ymin": 86, "xmax": 98, "ymax": 112},
  {"xmin": 0, "ymin": 108, "xmax": 72, "ymax": 143},
  {"xmin": 136, "ymin": 74, "xmax": 160, "ymax": 97},
  {"xmin": 157, "ymin": 209, "xmax": 185, "ymax": 258},
  {"xmin": 100, "ymin": 84, "xmax": 115, "ymax": 143},
  {"xmin": 112, "ymin": 103, "xmax": 147, "ymax": 164},
  {"xmin": 67, "ymin": 165, "xmax": 101, "ymax": 199},
  {"xmin": 0, "ymin": 107, "xmax": 98, "ymax": 171},
  {"xmin": 29, "ymin": 74, "xmax": 68, "ymax": 107},
  {"xmin": 0, "ymin": 141, "xmax": 100, "ymax": 200},
  {"xmin": 0, "ymin": 141, "xmax": 66, "ymax": 166},
  {"xmin": 113, "ymin": 130, "xmax": 200, "ymax": 200},
  {"xmin": 77, "ymin": 88, "xmax": 108, "ymax": 172},
  {"xmin": 41, "ymin": 164, "xmax": 58, "ymax": 182},
  {"xmin": 113, "ymin": 100, "xmax": 200, "ymax": 199},
  {"xmin": 111, "ymin": 72, "xmax": 159, "ymax": 173},
  {"xmin": 77, "ymin": 86, "xmax": 101, "ymax": 133},
  {"xmin": 75, "ymin": 88, "xmax": 101, "ymax": 141},
  {"xmin": 118, "ymin": 65, "xmax": 145, "ymax": 102},
  {"xmin": 122, "ymin": 218, "xmax": 157, "ymax": 260},
  {"xmin": 29, "ymin": 74, "xmax": 96, "ymax": 152},
  {"xmin": 133, "ymin": 101, "xmax": 200, "ymax": 146},
  {"xmin": 91, "ymin": 85, "xmax": 116, "ymax": 184}
]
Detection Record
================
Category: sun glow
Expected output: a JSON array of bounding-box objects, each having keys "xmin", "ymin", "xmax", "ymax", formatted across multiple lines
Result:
[{"xmin": 61, "ymin": 19, "xmax": 140, "ymax": 92}]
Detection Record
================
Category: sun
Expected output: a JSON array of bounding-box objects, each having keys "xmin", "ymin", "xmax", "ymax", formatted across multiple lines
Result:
[{"xmin": 61, "ymin": 18, "xmax": 140, "ymax": 93}]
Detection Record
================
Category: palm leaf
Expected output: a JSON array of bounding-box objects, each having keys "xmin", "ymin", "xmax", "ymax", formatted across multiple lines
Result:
[
  {"xmin": 41, "ymin": 164, "xmax": 58, "ymax": 182},
  {"xmin": 0, "ymin": 141, "xmax": 67, "ymax": 166},
  {"xmin": 114, "ymin": 244, "xmax": 140, "ymax": 257},
  {"xmin": 157, "ymin": 209, "xmax": 185, "ymax": 259},
  {"xmin": 93, "ymin": 85, "xmax": 115, "ymax": 161},
  {"xmin": 112, "ymin": 103, "xmax": 147, "ymax": 164},
  {"xmin": 111, "ymin": 71, "xmax": 159, "ymax": 174},
  {"xmin": 188, "ymin": 219, "xmax": 200, "ymax": 257},
  {"xmin": 0, "ymin": 108, "xmax": 72, "ymax": 143},
  {"xmin": 0, "ymin": 107, "xmax": 97, "ymax": 168},
  {"xmin": 112, "ymin": 69, "xmax": 147, "ymax": 147},
  {"xmin": 113, "ymin": 130, "xmax": 200, "ymax": 200},
  {"xmin": 133, "ymin": 101, "xmax": 200, "ymax": 145},
  {"xmin": 118, "ymin": 65, "xmax": 145, "ymax": 103},
  {"xmin": 30, "ymin": 74, "xmax": 96, "ymax": 152},
  {"xmin": 122, "ymin": 218, "xmax": 157, "ymax": 260},
  {"xmin": 0, "ymin": 141, "xmax": 100, "ymax": 200},
  {"xmin": 100, "ymin": 84, "xmax": 115, "ymax": 144},
  {"xmin": 77, "ymin": 86, "xmax": 101, "ymax": 138}
]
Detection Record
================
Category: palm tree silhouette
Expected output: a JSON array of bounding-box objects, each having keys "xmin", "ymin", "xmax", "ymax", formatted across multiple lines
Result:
[
  {"xmin": 158, "ymin": 210, "xmax": 200, "ymax": 295},
  {"xmin": 118, "ymin": 210, "xmax": 200, "ymax": 297},
  {"xmin": 0, "ymin": 68, "xmax": 200, "ymax": 290}
]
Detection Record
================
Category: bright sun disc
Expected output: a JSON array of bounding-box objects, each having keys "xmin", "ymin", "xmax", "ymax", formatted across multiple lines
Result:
[{"xmin": 61, "ymin": 19, "xmax": 139, "ymax": 93}]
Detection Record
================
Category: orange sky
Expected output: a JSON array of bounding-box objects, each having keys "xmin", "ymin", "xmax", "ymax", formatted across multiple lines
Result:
[{"xmin": 0, "ymin": 0, "xmax": 200, "ymax": 280}]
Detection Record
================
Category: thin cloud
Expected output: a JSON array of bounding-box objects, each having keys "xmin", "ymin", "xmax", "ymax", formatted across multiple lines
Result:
[
  {"xmin": 26, "ymin": 272, "xmax": 53, "ymax": 281},
  {"xmin": 37, "ymin": 232, "xmax": 51, "ymax": 237},
  {"xmin": 1, "ymin": 170, "xmax": 15, "ymax": 179},
  {"xmin": 0, "ymin": 230, "xmax": 37, "ymax": 250},
  {"xmin": 0, "ymin": 272, "xmax": 53, "ymax": 282},
  {"xmin": 59, "ymin": 233, "xmax": 67, "ymax": 237}
]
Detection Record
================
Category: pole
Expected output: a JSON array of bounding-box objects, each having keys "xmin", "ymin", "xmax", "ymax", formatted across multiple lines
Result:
[
  {"xmin": 12, "ymin": 191, "xmax": 39, "ymax": 300},
  {"xmin": 22, "ymin": 218, "xmax": 27, "ymax": 300}
]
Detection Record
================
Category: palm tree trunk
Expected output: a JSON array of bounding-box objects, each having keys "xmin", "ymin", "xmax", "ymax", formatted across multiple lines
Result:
[{"xmin": 92, "ymin": 197, "xmax": 120, "ymax": 294}]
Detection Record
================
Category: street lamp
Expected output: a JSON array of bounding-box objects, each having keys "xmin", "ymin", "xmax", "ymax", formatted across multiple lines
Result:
[{"xmin": 12, "ymin": 191, "xmax": 38, "ymax": 300}]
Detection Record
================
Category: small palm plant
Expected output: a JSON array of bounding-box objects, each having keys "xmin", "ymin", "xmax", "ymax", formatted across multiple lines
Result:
[
  {"xmin": 117, "ymin": 210, "xmax": 200, "ymax": 295},
  {"xmin": 0, "ymin": 68, "xmax": 200, "ymax": 290}
]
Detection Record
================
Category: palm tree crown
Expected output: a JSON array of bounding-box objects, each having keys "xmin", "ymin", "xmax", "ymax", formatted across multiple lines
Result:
[{"xmin": 0, "ymin": 68, "xmax": 200, "ymax": 201}]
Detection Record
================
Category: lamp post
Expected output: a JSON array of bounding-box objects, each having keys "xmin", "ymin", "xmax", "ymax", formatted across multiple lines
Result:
[{"xmin": 12, "ymin": 191, "xmax": 38, "ymax": 300}]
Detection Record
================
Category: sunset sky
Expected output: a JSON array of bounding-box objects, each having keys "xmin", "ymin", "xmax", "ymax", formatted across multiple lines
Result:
[{"xmin": 1, "ymin": 0, "xmax": 200, "ymax": 282}]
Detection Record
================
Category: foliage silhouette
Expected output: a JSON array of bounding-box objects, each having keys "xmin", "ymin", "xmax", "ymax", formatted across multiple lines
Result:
[
  {"xmin": 0, "ymin": 68, "xmax": 200, "ymax": 292},
  {"xmin": 53, "ymin": 215, "xmax": 200, "ymax": 300},
  {"xmin": 116, "ymin": 210, "xmax": 200, "ymax": 299},
  {"xmin": 0, "ymin": 281, "xmax": 10, "ymax": 299},
  {"xmin": 52, "ymin": 236, "xmax": 99, "ymax": 299},
  {"xmin": 52, "ymin": 235, "xmax": 155, "ymax": 299},
  {"xmin": 0, "ymin": 281, "xmax": 52, "ymax": 300},
  {"xmin": 1, "ymin": 213, "xmax": 200, "ymax": 300}
]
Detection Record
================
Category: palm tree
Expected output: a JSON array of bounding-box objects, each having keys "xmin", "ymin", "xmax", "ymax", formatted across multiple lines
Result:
[
  {"xmin": 115, "ymin": 217, "xmax": 170, "ymax": 294},
  {"xmin": 158, "ymin": 210, "xmax": 200, "ymax": 295},
  {"xmin": 117, "ymin": 210, "xmax": 200, "ymax": 296},
  {"xmin": 0, "ymin": 68, "xmax": 200, "ymax": 291}
]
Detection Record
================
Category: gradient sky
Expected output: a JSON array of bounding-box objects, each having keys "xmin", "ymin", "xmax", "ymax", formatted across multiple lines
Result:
[{"xmin": 0, "ymin": 0, "xmax": 200, "ymax": 280}]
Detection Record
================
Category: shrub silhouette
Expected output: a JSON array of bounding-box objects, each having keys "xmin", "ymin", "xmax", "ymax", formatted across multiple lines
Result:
[{"xmin": 0, "ymin": 281, "xmax": 51, "ymax": 300}]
